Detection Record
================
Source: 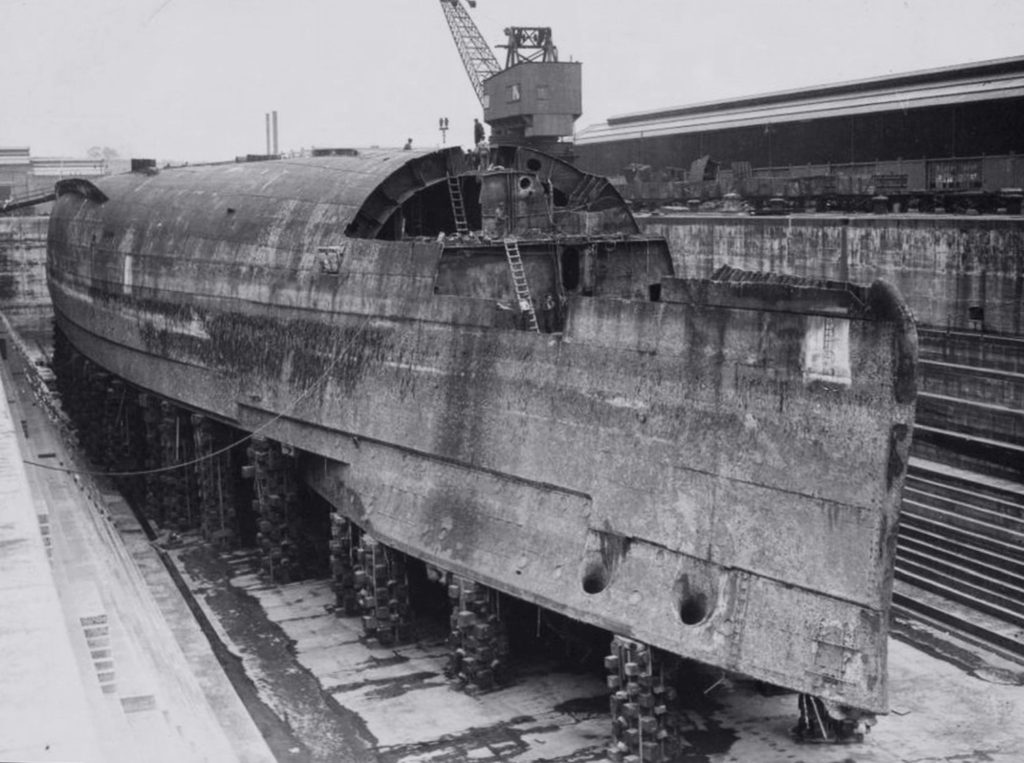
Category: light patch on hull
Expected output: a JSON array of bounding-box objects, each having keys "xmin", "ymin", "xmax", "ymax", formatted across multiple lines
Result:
[
  {"xmin": 122, "ymin": 254, "xmax": 133, "ymax": 295},
  {"xmin": 802, "ymin": 315, "xmax": 851, "ymax": 386}
]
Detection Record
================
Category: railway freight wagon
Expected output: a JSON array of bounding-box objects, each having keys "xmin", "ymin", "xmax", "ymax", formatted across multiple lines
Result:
[
  {"xmin": 575, "ymin": 55, "xmax": 1024, "ymax": 214},
  {"xmin": 604, "ymin": 153, "xmax": 1024, "ymax": 214},
  {"xmin": 46, "ymin": 145, "xmax": 916, "ymax": 744}
]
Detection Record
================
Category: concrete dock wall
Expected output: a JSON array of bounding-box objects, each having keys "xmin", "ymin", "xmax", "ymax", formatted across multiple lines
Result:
[
  {"xmin": 4, "ymin": 212, "xmax": 1023, "ymax": 337},
  {"xmin": 0, "ymin": 215, "xmax": 50, "ymax": 322},
  {"xmin": 641, "ymin": 214, "xmax": 1024, "ymax": 337}
]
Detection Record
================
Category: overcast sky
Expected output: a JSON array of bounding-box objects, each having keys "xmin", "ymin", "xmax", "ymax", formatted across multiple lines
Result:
[{"xmin": 2, "ymin": 0, "xmax": 1024, "ymax": 162}]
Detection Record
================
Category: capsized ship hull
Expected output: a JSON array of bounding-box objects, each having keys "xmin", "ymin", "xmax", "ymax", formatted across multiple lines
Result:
[{"xmin": 47, "ymin": 145, "xmax": 916, "ymax": 712}]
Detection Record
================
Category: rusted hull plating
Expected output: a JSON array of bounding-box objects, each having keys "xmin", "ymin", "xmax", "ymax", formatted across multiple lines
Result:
[{"xmin": 46, "ymin": 148, "xmax": 916, "ymax": 713}]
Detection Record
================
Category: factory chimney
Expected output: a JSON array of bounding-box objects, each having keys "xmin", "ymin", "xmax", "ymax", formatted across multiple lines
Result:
[
  {"xmin": 272, "ymin": 110, "xmax": 279, "ymax": 156},
  {"xmin": 265, "ymin": 113, "xmax": 271, "ymax": 155}
]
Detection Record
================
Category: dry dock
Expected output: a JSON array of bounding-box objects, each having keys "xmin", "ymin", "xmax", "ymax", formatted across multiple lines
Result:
[{"xmin": 1, "ymin": 319, "xmax": 1023, "ymax": 761}]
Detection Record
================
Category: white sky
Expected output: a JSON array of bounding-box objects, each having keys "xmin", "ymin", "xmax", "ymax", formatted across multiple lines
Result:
[{"xmin": 2, "ymin": 0, "xmax": 1023, "ymax": 162}]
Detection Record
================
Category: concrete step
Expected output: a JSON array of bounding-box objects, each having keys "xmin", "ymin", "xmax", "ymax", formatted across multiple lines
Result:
[
  {"xmin": 911, "ymin": 424, "xmax": 1024, "ymax": 482},
  {"xmin": 894, "ymin": 566, "xmax": 1024, "ymax": 631},
  {"xmin": 891, "ymin": 580, "xmax": 1024, "ymax": 664},
  {"xmin": 895, "ymin": 550, "xmax": 1024, "ymax": 618},
  {"xmin": 917, "ymin": 328, "xmax": 1024, "ymax": 375},
  {"xmin": 904, "ymin": 483, "xmax": 1024, "ymax": 531},
  {"xmin": 905, "ymin": 487, "xmax": 1024, "ymax": 540},
  {"xmin": 916, "ymin": 392, "xmax": 1024, "ymax": 446},
  {"xmin": 905, "ymin": 469, "xmax": 1024, "ymax": 522},
  {"xmin": 919, "ymin": 358, "xmax": 1024, "ymax": 409},
  {"xmin": 909, "ymin": 457, "xmax": 1024, "ymax": 501},
  {"xmin": 900, "ymin": 498, "xmax": 1024, "ymax": 549},
  {"xmin": 898, "ymin": 523, "xmax": 1024, "ymax": 581},
  {"xmin": 899, "ymin": 510, "xmax": 1023, "ymax": 560}
]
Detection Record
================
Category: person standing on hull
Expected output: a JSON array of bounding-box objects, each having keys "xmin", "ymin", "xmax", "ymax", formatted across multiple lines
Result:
[
  {"xmin": 540, "ymin": 293, "xmax": 557, "ymax": 333},
  {"xmin": 473, "ymin": 118, "xmax": 488, "ymax": 168}
]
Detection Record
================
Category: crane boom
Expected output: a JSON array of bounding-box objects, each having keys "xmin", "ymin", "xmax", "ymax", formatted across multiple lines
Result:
[{"xmin": 439, "ymin": 0, "xmax": 501, "ymax": 104}]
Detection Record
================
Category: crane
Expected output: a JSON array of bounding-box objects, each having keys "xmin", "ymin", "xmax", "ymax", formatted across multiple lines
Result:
[
  {"xmin": 437, "ymin": 0, "xmax": 581, "ymax": 154},
  {"xmin": 439, "ymin": 0, "xmax": 501, "ymax": 104}
]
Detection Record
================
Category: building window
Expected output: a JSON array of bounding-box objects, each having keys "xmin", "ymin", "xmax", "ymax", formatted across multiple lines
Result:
[
  {"xmin": 537, "ymin": 85, "xmax": 549, "ymax": 101},
  {"xmin": 507, "ymin": 83, "xmax": 521, "ymax": 103}
]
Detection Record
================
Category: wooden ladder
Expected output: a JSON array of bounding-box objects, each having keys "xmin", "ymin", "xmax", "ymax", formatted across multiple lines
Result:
[
  {"xmin": 503, "ymin": 237, "xmax": 539, "ymax": 333},
  {"xmin": 447, "ymin": 175, "xmax": 470, "ymax": 235}
]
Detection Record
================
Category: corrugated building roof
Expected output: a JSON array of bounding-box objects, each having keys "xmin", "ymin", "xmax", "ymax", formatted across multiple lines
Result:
[{"xmin": 576, "ymin": 55, "xmax": 1024, "ymax": 145}]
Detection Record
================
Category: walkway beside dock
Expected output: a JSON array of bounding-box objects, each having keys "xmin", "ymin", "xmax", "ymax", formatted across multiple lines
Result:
[
  {"xmin": 0, "ymin": 327, "xmax": 274, "ymax": 763},
  {"xmin": 0, "ymin": 337, "xmax": 101, "ymax": 763}
]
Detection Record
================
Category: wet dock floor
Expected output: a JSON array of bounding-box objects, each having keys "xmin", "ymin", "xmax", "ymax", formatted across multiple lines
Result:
[{"xmin": 170, "ymin": 541, "xmax": 1024, "ymax": 763}]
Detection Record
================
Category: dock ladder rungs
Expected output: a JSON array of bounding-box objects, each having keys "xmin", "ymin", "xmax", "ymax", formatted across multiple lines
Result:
[
  {"xmin": 447, "ymin": 175, "xmax": 470, "ymax": 235},
  {"xmin": 502, "ymin": 237, "xmax": 539, "ymax": 333}
]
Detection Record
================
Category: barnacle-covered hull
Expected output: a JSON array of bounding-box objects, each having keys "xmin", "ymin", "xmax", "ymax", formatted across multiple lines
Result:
[{"xmin": 47, "ymin": 146, "xmax": 916, "ymax": 712}]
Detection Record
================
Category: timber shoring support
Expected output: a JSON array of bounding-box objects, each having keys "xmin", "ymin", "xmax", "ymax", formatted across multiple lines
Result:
[
  {"xmin": 243, "ymin": 436, "xmax": 311, "ymax": 582},
  {"xmin": 330, "ymin": 513, "xmax": 361, "ymax": 616},
  {"xmin": 192, "ymin": 415, "xmax": 239, "ymax": 549},
  {"xmin": 354, "ymin": 534, "xmax": 414, "ymax": 646},
  {"xmin": 605, "ymin": 636, "xmax": 683, "ymax": 763},
  {"xmin": 445, "ymin": 576, "xmax": 510, "ymax": 693}
]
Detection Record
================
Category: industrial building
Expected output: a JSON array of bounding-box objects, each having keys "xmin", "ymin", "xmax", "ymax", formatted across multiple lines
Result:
[
  {"xmin": 576, "ymin": 55, "xmax": 1024, "ymax": 211},
  {"xmin": 0, "ymin": 147, "xmax": 109, "ymax": 205}
]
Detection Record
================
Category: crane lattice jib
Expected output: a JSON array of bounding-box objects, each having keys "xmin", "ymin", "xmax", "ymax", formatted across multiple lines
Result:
[{"xmin": 440, "ymin": 0, "xmax": 501, "ymax": 104}]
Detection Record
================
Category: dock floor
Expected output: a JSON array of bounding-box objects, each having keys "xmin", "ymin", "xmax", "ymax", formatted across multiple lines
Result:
[{"xmin": 1, "ymin": 321, "xmax": 1022, "ymax": 762}]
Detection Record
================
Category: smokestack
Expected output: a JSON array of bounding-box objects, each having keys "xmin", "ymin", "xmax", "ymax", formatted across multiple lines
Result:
[
  {"xmin": 265, "ymin": 113, "xmax": 271, "ymax": 155},
  {"xmin": 272, "ymin": 110, "xmax": 279, "ymax": 155}
]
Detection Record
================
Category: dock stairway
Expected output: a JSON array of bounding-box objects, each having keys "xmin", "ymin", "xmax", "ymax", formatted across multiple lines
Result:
[
  {"xmin": 446, "ymin": 176, "xmax": 470, "ymax": 235},
  {"xmin": 890, "ymin": 328, "xmax": 1024, "ymax": 662},
  {"xmin": 912, "ymin": 327, "xmax": 1024, "ymax": 481},
  {"xmin": 893, "ymin": 457, "xmax": 1024, "ymax": 661},
  {"xmin": 502, "ymin": 237, "xmax": 539, "ymax": 333}
]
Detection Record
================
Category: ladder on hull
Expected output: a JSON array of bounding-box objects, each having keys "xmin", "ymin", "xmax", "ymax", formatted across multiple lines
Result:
[
  {"xmin": 447, "ymin": 175, "xmax": 470, "ymax": 235},
  {"xmin": 503, "ymin": 237, "xmax": 539, "ymax": 333}
]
